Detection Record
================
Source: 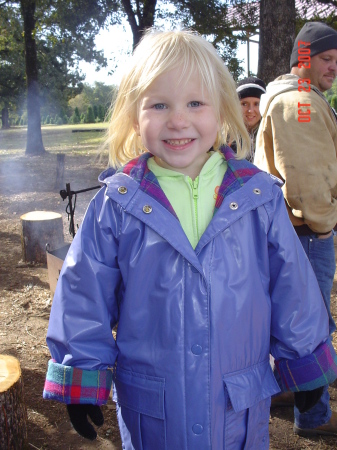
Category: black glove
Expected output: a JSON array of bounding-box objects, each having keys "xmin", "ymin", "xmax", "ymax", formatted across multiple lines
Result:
[
  {"xmin": 67, "ymin": 404, "xmax": 104, "ymax": 440},
  {"xmin": 294, "ymin": 386, "xmax": 324, "ymax": 413}
]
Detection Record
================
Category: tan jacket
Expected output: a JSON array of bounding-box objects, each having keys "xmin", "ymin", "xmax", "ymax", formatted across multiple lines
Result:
[{"xmin": 254, "ymin": 74, "xmax": 337, "ymax": 233}]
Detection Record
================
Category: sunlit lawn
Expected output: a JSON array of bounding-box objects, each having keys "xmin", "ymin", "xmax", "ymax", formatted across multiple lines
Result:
[{"xmin": 0, "ymin": 123, "xmax": 109, "ymax": 156}]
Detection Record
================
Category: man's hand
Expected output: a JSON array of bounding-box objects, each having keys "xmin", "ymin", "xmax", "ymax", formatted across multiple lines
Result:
[{"xmin": 67, "ymin": 404, "xmax": 104, "ymax": 440}]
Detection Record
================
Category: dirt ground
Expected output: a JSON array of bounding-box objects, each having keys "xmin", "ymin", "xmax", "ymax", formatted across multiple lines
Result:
[{"xmin": 1, "ymin": 148, "xmax": 337, "ymax": 449}]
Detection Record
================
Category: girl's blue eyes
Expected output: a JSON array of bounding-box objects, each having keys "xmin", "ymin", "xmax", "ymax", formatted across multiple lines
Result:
[
  {"xmin": 189, "ymin": 101, "xmax": 201, "ymax": 107},
  {"xmin": 153, "ymin": 104, "xmax": 166, "ymax": 110},
  {"xmin": 152, "ymin": 101, "xmax": 202, "ymax": 109}
]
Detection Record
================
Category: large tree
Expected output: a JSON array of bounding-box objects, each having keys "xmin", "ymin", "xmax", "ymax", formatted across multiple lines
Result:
[
  {"xmin": 0, "ymin": 5, "xmax": 26, "ymax": 128},
  {"xmin": 119, "ymin": 0, "xmax": 157, "ymax": 49},
  {"xmin": 258, "ymin": 0, "xmax": 337, "ymax": 84},
  {"xmin": 1, "ymin": 0, "xmax": 116, "ymax": 155},
  {"xmin": 116, "ymin": 0, "xmax": 257, "ymax": 80},
  {"xmin": 21, "ymin": 0, "xmax": 45, "ymax": 154},
  {"xmin": 258, "ymin": 0, "xmax": 296, "ymax": 84},
  {"xmin": 171, "ymin": 0, "xmax": 250, "ymax": 80}
]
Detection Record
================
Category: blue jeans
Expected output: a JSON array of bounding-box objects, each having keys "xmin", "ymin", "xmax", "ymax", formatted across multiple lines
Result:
[
  {"xmin": 292, "ymin": 233, "xmax": 335, "ymax": 428},
  {"xmin": 298, "ymin": 234, "xmax": 336, "ymax": 336}
]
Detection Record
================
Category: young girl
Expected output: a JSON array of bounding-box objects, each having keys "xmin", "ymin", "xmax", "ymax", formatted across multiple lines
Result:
[{"xmin": 43, "ymin": 29, "xmax": 337, "ymax": 449}]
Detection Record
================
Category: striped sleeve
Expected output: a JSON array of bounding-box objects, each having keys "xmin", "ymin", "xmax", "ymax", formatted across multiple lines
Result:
[
  {"xmin": 275, "ymin": 340, "xmax": 337, "ymax": 392},
  {"xmin": 43, "ymin": 359, "xmax": 113, "ymax": 404}
]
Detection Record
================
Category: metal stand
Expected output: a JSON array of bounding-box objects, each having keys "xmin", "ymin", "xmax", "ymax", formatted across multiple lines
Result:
[{"xmin": 60, "ymin": 183, "xmax": 101, "ymax": 238}]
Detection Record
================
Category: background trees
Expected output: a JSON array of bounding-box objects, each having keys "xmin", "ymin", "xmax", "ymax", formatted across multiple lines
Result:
[
  {"xmin": 1, "ymin": 0, "xmax": 252, "ymax": 155},
  {"xmin": 1, "ymin": 0, "xmax": 117, "ymax": 154},
  {"xmin": 117, "ymin": 0, "xmax": 259, "ymax": 79},
  {"xmin": 2, "ymin": 0, "xmax": 337, "ymax": 154},
  {"xmin": 170, "ymin": 0, "xmax": 253, "ymax": 80},
  {"xmin": 67, "ymin": 82, "xmax": 117, "ymax": 124}
]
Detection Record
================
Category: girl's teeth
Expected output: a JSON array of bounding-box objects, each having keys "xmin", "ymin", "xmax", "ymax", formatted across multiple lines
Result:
[{"xmin": 166, "ymin": 139, "xmax": 191, "ymax": 145}]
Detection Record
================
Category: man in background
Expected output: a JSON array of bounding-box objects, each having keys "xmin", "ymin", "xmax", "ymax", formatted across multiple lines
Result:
[{"xmin": 255, "ymin": 21, "xmax": 337, "ymax": 437}]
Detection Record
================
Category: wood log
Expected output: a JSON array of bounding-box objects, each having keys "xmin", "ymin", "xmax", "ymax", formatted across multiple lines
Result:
[
  {"xmin": 54, "ymin": 153, "xmax": 65, "ymax": 190},
  {"xmin": 0, "ymin": 355, "xmax": 28, "ymax": 449},
  {"xmin": 20, "ymin": 211, "xmax": 64, "ymax": 264}
]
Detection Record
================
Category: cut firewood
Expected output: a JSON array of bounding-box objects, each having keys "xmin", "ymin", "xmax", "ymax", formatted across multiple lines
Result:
[
  {"xmin": 0, "ymin": 354, "xmax": 28, "ymax": 449},
  {"xmin": 20, "ymin": 211, "xmax": 64, "ymax": 264}
]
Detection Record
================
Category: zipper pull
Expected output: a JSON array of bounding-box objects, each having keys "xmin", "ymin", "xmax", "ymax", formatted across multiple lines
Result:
[{"xmin": 192, "ymin": 177, "xmax": 199, "ymax": 199}]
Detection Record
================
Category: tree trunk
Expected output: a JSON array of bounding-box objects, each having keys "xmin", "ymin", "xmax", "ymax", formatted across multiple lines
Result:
[
  {"xmin": 138, "ymin": 0, "xmax": 156, "ymax": 39},
  {"xmin": 1, "ymin": 107, "xmax": 10, "ymax": 129},
  {"xmin": 0, "ymin": 355, "xmax": 28, "ymax": 449},
  {"xmin": 21, "ymin": 0, "xmax": 45, "ymax": 156},
  {"xmin": 121, "ymin": 0, "xmax": 157, "ymax": 49},
  {"xmin": 258, "ymin": 0, "xmax": 296, "ymax": 84}
]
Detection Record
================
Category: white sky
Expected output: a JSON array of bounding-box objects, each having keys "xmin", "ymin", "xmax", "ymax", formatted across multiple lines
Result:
[
  {"xmin": 79, "ymin": 23, "xmax": 259, "ymax": 86},
  {"xmin": 78, "ymin": 22, "xmax": 133, "ymax": 86}
]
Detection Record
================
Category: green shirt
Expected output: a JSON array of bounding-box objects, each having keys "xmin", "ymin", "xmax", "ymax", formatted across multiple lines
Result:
[{"xmin": 147, "ymin": 152, "xmax": 227, "ymax": 249}]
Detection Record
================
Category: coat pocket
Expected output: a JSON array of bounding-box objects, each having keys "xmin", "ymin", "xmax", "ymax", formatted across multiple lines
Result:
[
  {"xmin": 223, "ymin": 359, "xmax": 280, "ymax": 449},
  {"xmin": 114, "ymin": 367, "xmax": 166, "ymax": 450}
]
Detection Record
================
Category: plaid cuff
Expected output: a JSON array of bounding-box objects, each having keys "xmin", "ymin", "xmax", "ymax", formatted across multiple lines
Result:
[
  {"xmin": 275, "ymin": 340, "xmax": 337, "ymax": 392},
  {"xmin": 43, "ymin": 359, "xmax": 113, "ymax": 404}
]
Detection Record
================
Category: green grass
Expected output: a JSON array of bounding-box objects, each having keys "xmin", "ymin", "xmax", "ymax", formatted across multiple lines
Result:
[{"xmin": 0, "ymin": 123, "xmax": 109, "ymax": 156}]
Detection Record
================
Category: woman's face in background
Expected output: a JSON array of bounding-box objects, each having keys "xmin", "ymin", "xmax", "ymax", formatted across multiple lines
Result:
[{"xmin": 240, "ymin": 97, "xmax": 261, "ymax": 131}]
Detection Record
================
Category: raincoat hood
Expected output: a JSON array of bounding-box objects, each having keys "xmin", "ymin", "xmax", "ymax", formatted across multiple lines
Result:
[{"xmin": 259, "ymin": 74, "xmax": 299, "ymax": 116}]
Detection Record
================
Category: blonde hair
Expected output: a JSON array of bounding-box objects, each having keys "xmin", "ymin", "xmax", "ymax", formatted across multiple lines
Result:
[{"xmin": 106, "ymin": 28, "xmax": 249, "ymax": 167}]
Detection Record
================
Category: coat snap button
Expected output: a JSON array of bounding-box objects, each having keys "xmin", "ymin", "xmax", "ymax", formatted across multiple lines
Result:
[
  {"xmin": 143, "ymin": 205, "xmax": 152, "ymax": 214},
  {"xmin": 190, "ymin": 264, "xmax": 199, "ymax": 273},
  {"xmin": 191, "ymin": 344, "xmax": 202, "ymax": 355},
  {"xmin": 253, "ymin": 188, "xmax": 261, "ymax": 195},
  {"xmin": 118, "ymin": 186, "xmax": 127, "ymax": 194},
  {"xmin": 192, "ymin": 424, "xmax": 203, "ymax": 435},
  {"xmin": 229, "ymin": 202, "xmax": 238, "ymax": 210}
]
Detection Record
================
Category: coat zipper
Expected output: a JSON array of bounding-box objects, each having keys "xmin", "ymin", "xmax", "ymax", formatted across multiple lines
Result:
[{"xmin": 189, "ymin": 177, "xmax": 199, "ymax": 242}]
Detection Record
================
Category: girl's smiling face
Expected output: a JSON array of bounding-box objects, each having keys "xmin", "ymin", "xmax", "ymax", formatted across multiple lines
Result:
[{"xmin": 134, "ymin": 67, "xmax": 219, "ymax": 179}]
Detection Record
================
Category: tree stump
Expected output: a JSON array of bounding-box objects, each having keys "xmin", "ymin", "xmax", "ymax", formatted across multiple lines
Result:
[
  {"xmin": 0, "ymin": 355, "xmax": 28, "ymax": 449},
  {"xmin": 20, "ymin": 211, "xmax": 64, "ymax": 264}
]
